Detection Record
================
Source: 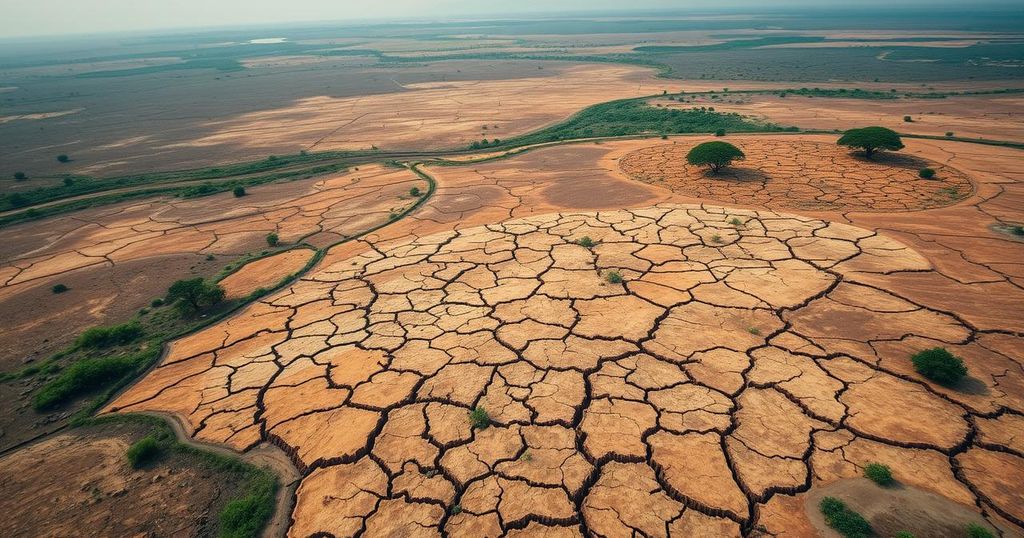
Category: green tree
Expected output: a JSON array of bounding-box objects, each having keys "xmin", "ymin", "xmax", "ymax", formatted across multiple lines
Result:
[
  {"xmin": 167, "ymin": 278, "xmax": 225, "ymax": 315},
  {"xmin": 13, "ymin": 171, "xmax": 26, "ymax": 180},
  {"xmin": 837, "ymin": 127, "xmax": 904, "ymax": 159},
  {"xmin": 233, "ymin": 186, "xmax": 246, "ymax": 197},
  {"xmin": 266, "ymin": 232, "xmax": 279, "ymax": 247},
  {"xmin": 686, "ymin": 141, "xmax": 745, "ymax": 174},
  {"xmin": 912, "ymin": 347, "xmax": 967, "ymax": 385}
]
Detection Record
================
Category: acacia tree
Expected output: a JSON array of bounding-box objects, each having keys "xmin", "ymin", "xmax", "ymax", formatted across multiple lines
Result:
[
  {"xmin": 837, "ymin": 126, "xmax": 904, "ymax": 159},
  {"xmin": 167, "ymin": 278, "xmax": 225, "ymax": 315},
  {"xmin": 686, "ymin": 141, "xmax": 745, "ymax": 174}
]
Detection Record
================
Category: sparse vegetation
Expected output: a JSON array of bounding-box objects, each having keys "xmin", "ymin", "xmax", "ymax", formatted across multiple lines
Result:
[
  {"xmin": 918, "ymin": 168, "xmax": 936, "ymax": 179},
  {"xmin": 127, "ymin": 435, "xmax": 162, "ymax": 468},
  {"xmin": 911, "ymin": 347, "xmax": 967, "ymax": 385},
  {"xmin": 863, "ymin": 462, "xmax": 894, "ymax": 486},
  {"xmin": 820, "ymin": 496, "xmax": 872, "ymax": 538},
  {"xmin": 75, "ymin": 321, "xmax": 144, "ymax": 348},
  {"xmin": 233, "ymin": 185, "xmax": 246, "ymax": 197},
  {"xmin": 167, "ymin": 278, "xmax": 226, "ymax": 316},
  {"xmin": 895, "ymin": 532, "xmax": 915, "ymax": 538},
  {"xmin": 711, "ymin": 234, "xmax": 723, "ymax": 243},
  {"xmin": 219, "ymin": 471, "xmax": 277, "ymax": 538},
  {"xmin": 966, "ymin": 522, "xmax": 995, "ymax": 538},
  {"xmin": 837, "ymin": 126, "xmax": 904, "ymax": 159},
  {"xmin": 575, "ymin": 236, "xmax": 596, "ymax": 248},
  {"xmin": 265, "ymin": 232, "xmax": 279, "ymax": 247},
  {"xmin": 729, "ymin": 217, "xmax": 743, "ymax": 226},
  {"xmin": 686, "ymin": 141, "xmax": 745, "ymax": 173},
  {"xmin": 469, "ymin": 406, "xmax": 491, "ymax": 430},
  {"xmin": 51, "ymin": 283, "xmax": 69, "ymax": 294},
  {"xmin": 33, "ymin": 349, "xmax": 154, "ymax": 410},
  {"xmin": 606, "ymin": 270, "xmax": 624, "ymax": 284}
]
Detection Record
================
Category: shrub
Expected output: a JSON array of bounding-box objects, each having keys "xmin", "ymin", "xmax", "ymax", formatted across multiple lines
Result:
[
  {"xmin": 606, "ymin": 271, "xmax": 624, "ymax": 284},
  {"xmin": 715, "ymin": 128, "xmax": 726, "ymax": 136},
  {"xmin": 966, "ymin": 523, "xmax": 995, "ymax": 538},
  {"xmin": 919, "ymin": 168, "xmax": 936, "ymax": 179},
  {"xmin": 575, "ymin": 236, "xmax": 596, "ymax": 248},
  {"xmin": 13, "ymin": 171, "xmax": 26, "ymax": 180},
  {"xmin": 57, "ymin": 154, "xmax": 70, "ymax": 163},
  {"xmin": 51, "ymin": 283, "xmax": 69, "ymax": 294},
  {"xmin": 75, "ymin": 321, "xmax": 144, "ymax": 348},
  {"xmin": 729, "ymin": 217, "xmax": 743, "ymax": 226},
  {"xmin": 469, "ymin": 406, "xmax": 490, "ymax": 430},
  {"xmin": 233, "ymin": 186, "xmax": 246, "ymax": 197},
  {"xmin": 220, "ymin": 472, "xmax": 277, "ymax": 538},
  {"xmin": 912, "ymin": 347, "xmax": 967, "ymax": 385},
  {"xmin": 409, "ymin": 186, "xmax": 421, "ymax": 197},
  {"xmin": 151, "ymin": 298, "xmax": 164, "ymax": 307},
  {"xmin": 1013, "ymin": 225, "xmax": 1024, "ymax": 236},
  {"xmin": 127, "ymin": 435, "xmax": 162, "ymax": 468},
  {"xmin": 837, "ymin": 126, "xmax": 904, "ymax": 159},
  {"xmin": 167, "ymin": 278, "xmax": 225, "ymax": 315},
  {"xmin": 903, "ymin": 115, "xmax": 913, "ymax": 122},
  {"xmin": 686, "ymin": 141, "xmax": 745, "ymax": 173},
  {"xmin": 863, "ymin": 462, "xmax": 894, "ymax": 486},
  {"xmin": 661, "ymin": 134, "xmax": 669, "ymax": 140},
  {"xmin": 946, "ymin": 132, "xmax": 954, "ymax": 137},
  {"xmin": 32, "ymin": 353, "xmax": 143, "ymax": 410},
  {"xmin": 820, "ymin": 496, "xmax": 872, "ymax": 538},
  {"xmin": 265, "ymin": 232, "xmax": 279, "ymax": 247}
]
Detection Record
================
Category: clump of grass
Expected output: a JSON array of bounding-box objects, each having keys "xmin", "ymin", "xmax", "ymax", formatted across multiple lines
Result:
[
  {"xmin": 729, "ymin": 217, "xmax": 743, "ymax": 226},
  {"xmin": 863, "ymin": 462, "xmax": 894, "ymax": 486},
  {"xmin": 520, "ymin": 450, "xmax": 533, "ymax": 462},
  {"xmin": 747, "ymin": 327, "xmax": 761, "ymax": 336},
  {"xmin": 126, "ymin": 435, "xmax": 162, "ymax": 468},
  {"xmin": 32, "ymin": 349, "xmax": 152, "ymax": 410},
  {"xmin": 75, "ymin": 321, "xmax": 144, "ymax": 348},
  {"xmin": 469, "ymin": 406, "xmax": 490, "ymax": 430},
  {"xmin": 711, "ymin": 234, "xmax": 723, "ymax": 243},
  {"xmin": 820, "ymin": 496, "xmax": 872, "ymax": 538},
  {"xmin": 220, "ymin": 471, "xmax": 277, "ymax": 538},
  {"xmin": 575, "ymin": 236, "xmax": 596, "ymax": 248},
  {"xmin": 912, "ymin": 347, "xmax": 967, "ymax": 385},
  {"xmin": 265, "ymin": 232, "xmax": 279, "ymax": 247},
  {"xmin": 51, "ymin": 283, "xmax": 69, "ymax": 294},
  {"xmin": 966, "ymin": 522, "xmax": 995, "ymax": 538},
  {"xmin": 450, "ymin": 504, "xmax": 463, "ymax": 515},
  {"xmin": 605, "ymin": 271, "xmax": 623, "ymax": 284}
]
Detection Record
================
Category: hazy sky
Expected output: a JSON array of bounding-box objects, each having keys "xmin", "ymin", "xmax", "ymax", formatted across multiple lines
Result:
[{"xmin": 1, "ymin": 0, "xmax": 1018, "ymax": 38}]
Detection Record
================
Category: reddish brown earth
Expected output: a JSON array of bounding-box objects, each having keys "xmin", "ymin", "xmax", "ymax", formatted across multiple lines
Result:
[
  {"xmin": 0, "ymin": 165, "xmax": 424, "ymax": 369},
  {"xmin": 102, "ymin": 134, "xmax": 1024, "ymax": 537},
  {"xmin": 220, "ymin": 248, "xmax": 316, "ymax": 300}
]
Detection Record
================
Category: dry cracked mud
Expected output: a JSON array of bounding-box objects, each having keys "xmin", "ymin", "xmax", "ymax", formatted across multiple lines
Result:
[
  {"xmin": 105, "ymin": 196, "xmax": 1024, "ymax": 536},
  {"xmin": 619, "ymin": 139, "xmax": 973, "ymax": 212}
]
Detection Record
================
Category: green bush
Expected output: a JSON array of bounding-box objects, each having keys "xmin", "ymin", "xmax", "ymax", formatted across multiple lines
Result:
[
  {"xmin": 903, "ymin": 115, "xmax": 913, "ymax": 122},
  {"xmin": 57, "ymin": 154, "xmax": 70, "ymax": 163},
  {"xmin": 715, "ymin": 128, "xmax": 726, "ymax": 136},
  {"xmin": 919, "ymin": 168, "xmax": 936, "ymax": 179},
  {"xmin": 409, "ymin": 186, "xmax": 421, "ymax": 197},
  {"xmin": 167, "ymin": 278, "xmax": 225, "ymax": 315},
  {"xmin": 51, "ymin": 283, "xmax": 69, "ymax": 294},
  {"xmin": 265, "ymin": 232, "xmax": 279, "ymax": 247},
  {"xmin": 233, "ymin": 186, "xmax": 246, "ymax": 197},
  {"xmin": 1013, "ymin": 225, "xmax": 1024, "ymax": 236},
  {"xmin": 151, "ymin": 298, "xmax": 164, "ymax": 307},
  {"xmin": 820, "ymin": 496, "xmax": 872, "ymax": 538},
  {"xmin": 76, "ymin": 321, "xmax": 144, "ymax": 348},
  {"xmin": 32, "ymin": 352, "xmax": 146, "ymax": 410},
  {"xmin": 837, "ymin": 126, "xmax": 904, "ymax": 159},
  {"xmin": 220, "ymin": 472, "xmax": 277, "ymax": 538},
  {"xmin": 687, "ymin": 141, "xmax": 745, "ymax": 173},
  {"xmin": 966, "ymin": 523, "xmax": 995, "ymax": 538},
  {"xmin": 863, "ymin": 462, "xmax": 894, "ymax": 486},
  {"xmin": 946, "ymin": 132, "xmax": 954, "ymax": 137},
  {"xmin": 127, "ymin": 435, "xmax": 162, "ymax": 468},
  {"xmin": 606, "ymin": 271, "xmax": 624, "ymax": 284},
  {"xmin": 13, "ymin": 171, "xmax": 26, "ymax": 180},
  {"xmin": 469, "ymin": 406, "xmax": 490, "ymax": 430},
  {"xmin": 575, "ymin": 236, "xmax": 596, "ymax": 248},
  {"xmin": 912, "ymin": 347, "xmax": 967, "ymax": 385}
]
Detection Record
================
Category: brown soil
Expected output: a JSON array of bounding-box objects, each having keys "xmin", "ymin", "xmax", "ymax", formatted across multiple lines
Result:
[
  {"xmin": 0, "ymin": 165, "xmax": 424, "ymax": 370},
  {"xmin": 0, "ymin": 421, "xmax": 247, "ymax": 537},
  {"xmin": 618, "ymin": 138, "xmax": 973, "ymax": 211},
  {"xmin": 219, "ymin": 248, "xmax": 315, "ymax": 299}
]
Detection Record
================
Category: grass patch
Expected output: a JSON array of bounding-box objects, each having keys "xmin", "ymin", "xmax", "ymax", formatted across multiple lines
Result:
[
  {"xmin": 75, "ymin": 321, "xmax": 144, "ymax": 348},
  {"xmin": 574, "ymin": 236, "xmax": 596, "ymax": 248},
  {"xmin": 820, "ymin": 496, "xmax": 873, "ymax": 538},
  {"xmin": 32, "ymin": 347, "xmax": 156, "ymax": 411},
  {"xmin": 220, "ymin": 471, "xmax": 277, "ymax": 538},
  {"xmin": 966, "ymin": 522, "xmax": 995, "ymax": 538},
  {"xmin": 605, "ymin": 270, "xmax": 624, "ymax": 284},
  {"xmin": 127, "ymin": 435, "xmax": 162, "ymax": 468},
  {"xmin": 469, "ymin": 406, "xmax": 491, "ymax": 430},
  {"xmin": 863, "ymin": 462, "xmax": 894, "ymax": 486}
]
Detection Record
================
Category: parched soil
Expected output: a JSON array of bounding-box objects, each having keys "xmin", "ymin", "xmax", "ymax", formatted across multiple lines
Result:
[
  {"xmin": 0, "ymin": 422, "xmax": 246, "ymax": 537},
  {"xmin": 0, "ymin": 165, "xmax": 424, "ymax": 370},
  {"xmin": 618, "ymin": 138, "xmax": 973, "ymax": 211},
  {"xmin": 220, "ymin": 248, "xmax": 315, "ymax": 299}
]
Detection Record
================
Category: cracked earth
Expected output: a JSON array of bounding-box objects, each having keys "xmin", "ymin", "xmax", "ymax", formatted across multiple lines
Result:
[{"xmin": 100, "ymin": 135, "xmax": 1024, "ymax": 537}]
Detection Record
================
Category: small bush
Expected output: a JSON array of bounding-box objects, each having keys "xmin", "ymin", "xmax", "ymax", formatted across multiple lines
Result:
[
  {"xmin": 469, "ymin": 406, "xmax": 490, "ymax": 430},
  {"xmin": 966, "ymin": 523, "xmax": 995, "ymax": 538},
  {"xmin": 820, "ymin": 496, "xmax": 872, "ymax": 538},
  {"xmin": 606, "ymin": 271, "xmax": 624, "ymax": 284},
  {"xmin": 863, "ymin": 462, "xmax": 894, "ymax": 486},
  {"xmin": 51, "ymin": 283, "xmax": 69, "ymax": 294},
  {"xmin": 151, "ymin": 298, "xmax": 164, "ymax": 307},
  {"xmin": 1013, "ymin": 225, "xmax": 1024, "ymax": 236},
  {"xmin": 13, "ymin": 171, "xmax": 26, "ymax": 180},
  {"xmin": 912, "ymin": 347, "xmax": 967, "ymax": 385},
  {"xmin": 715, "ymin": 128, "xmax": 726, "ymax": 136},
  {"xmin": 265, "ymin": 232, "xmax": 279, "ymax": 247},
  {"xmin": 903, "ymin": 115, "xmax": 913, "ymax": 122},
  {"xmin": 661, "ymin": 134, "xmax": 669, "ymax": 140},
  {"xmin": 76, "ymin": 321, "xmax": 144, "ymax": 348},
  {"xmin": 575, "ymin": 236, "xmax": 596, "ymax": 248},
  {"xmin": 919, "ymin": 168, "xmax": 936, "ymax": 179},
  {"xmin": 127, "ymin": 435, "xmax": 162, "ymax": 468},
  {"xmin": 57, "ymin": 154, "xmax": 70, "ymax": 163},
  {"xmin": 729, "ymin": 217, "xmax": 742, "ymax": 226},
  {"xmin": 233, "ymin": 186, "xmax": 246, "ymax": 197},
  {"xmin": 946, "ymin": 132, "xmax": 954, "ymax": 137},
  {"xmin": 409, "ymin": 186, "xmax": 421, "ymax": 197}
]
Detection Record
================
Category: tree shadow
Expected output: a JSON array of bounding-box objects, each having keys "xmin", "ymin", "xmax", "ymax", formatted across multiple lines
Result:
[
  {"xmin": 846, "ymin": 151, "xmax": 932, "ymax": 170},
  {"xmin": 951, "ymin": 375, "xmax": 990, "ymax": 396},
  {"xmin": 701, "ymin": 166, "xmax": 771, "ymax": 183}
]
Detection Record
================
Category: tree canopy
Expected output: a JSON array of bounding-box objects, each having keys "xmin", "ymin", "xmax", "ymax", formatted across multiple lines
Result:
[
  {"xmin": 837, "ymin": 126, "xmax": 904, "ymax": 159},
  {"xmin": 686, "ymin": 141, "xmax": 745, "ymax": 173},
  {"xmin": 167, "ymin": 278, "xmax": 225, "ymax": 315}
]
